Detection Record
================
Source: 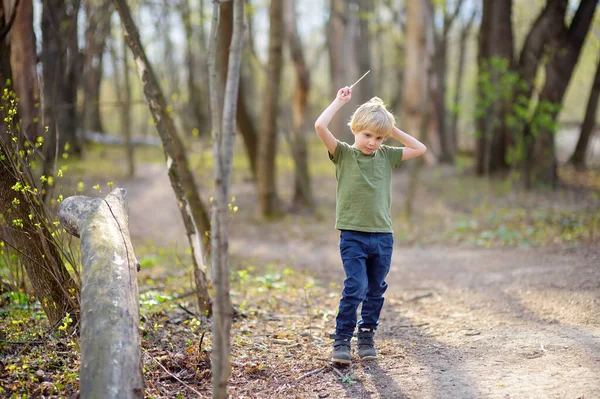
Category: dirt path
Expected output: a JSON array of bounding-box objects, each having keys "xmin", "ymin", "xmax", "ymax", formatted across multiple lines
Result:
[{"xmin": 124, "ymin": 163, "xmax": 599, "ymax": 398}]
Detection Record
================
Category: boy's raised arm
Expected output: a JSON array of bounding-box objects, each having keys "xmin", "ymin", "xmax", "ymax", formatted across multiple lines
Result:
[
  {"xmin": 314, "ymin": 87, "xmax": 352, "ymax": 155},
  {"xmin": 392, "ymin": 127, "xmax": 427, "ymax": 161}
]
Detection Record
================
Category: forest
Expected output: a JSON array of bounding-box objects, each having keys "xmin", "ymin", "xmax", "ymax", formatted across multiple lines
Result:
[{"xmin": 1, "ymin": 0, "xmax": 599, "ymax": 398}]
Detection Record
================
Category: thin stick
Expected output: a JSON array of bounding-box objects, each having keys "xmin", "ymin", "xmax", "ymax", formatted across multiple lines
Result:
[
  {"xmin": 349, "ymin": 70, "xmax": 371, "ymax": 89},
  {"xmin": 143, "ymin": 350, "xmax": 203, "ymax": 397},
  {"xmin": 295, "ymin": 366, "xmax": 327, "ymax": 381}
]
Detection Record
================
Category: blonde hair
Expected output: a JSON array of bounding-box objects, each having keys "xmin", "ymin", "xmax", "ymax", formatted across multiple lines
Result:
[{"xmin": 348, "ymin": 97, "xmax": 395, "ymax": 138}]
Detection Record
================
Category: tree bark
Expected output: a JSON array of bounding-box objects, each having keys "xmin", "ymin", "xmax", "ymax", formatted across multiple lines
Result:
[
  {"xmin": 2, "ymin": 0, "xmax": 40, "ymax": 142},
  {"xmin": 528, "ymin": 0, "xmax": 597, "ymax": 186},
  {"xmin": 58, "ymin": 188, "xmax": 144, "ymax": 399},
  {"xmin": 449, "ymin": 7, "xmax": 477, "ymax": 157},
  {"xmin": 209, "ymin": 0, "xmax": 244, "ymax": 395},
  {"xmin": 569, "ymin": 56, "xmax": 600, "ymax": 169},
  {"xmin": 178, "ymin": 0, "xmax": 209, "ymax": 138},
  {"xmin": 41, "ymin": 0, "xmax": 83, "ymax": 186},
  {"xmin": 284, "ymin": 0, "xmax": 313, "ymax": 211},
  {"xmin": 112, "ymin": 0, "xmax": 212, "ymax": 315},
  {"xmin": 357, "ymin": 0, "xmax": 374, "ymax": 100},
  {"xmin": 475, "ymin": 0, "xmax": 513, "ymax": 176},
  {"xmin": 82, "ymin": 0, "xmax": 112, "ymax": 133},
  {"xmin": 434, "ymin": 0, "xmax": 464, "ymax": 163},
  {"xmin": 218, "ymin": 1, "xmax": 259, "ymax": 181},
  {"xmin": 258, "ymin": 0, "xmax": 283, "ymax": 218},
  {"xmin": 327, "ymin": 0, "xmax": 352, "ymax": 143},
  {"xmin": 402, "ymin": 0, "xmax": 433, "ymax": 149}
]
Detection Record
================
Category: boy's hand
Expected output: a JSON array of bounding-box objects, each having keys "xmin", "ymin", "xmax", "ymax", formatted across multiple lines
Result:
[{"xmin": 336, "ymin": 86, "xmax": 352, "ymax": 104}]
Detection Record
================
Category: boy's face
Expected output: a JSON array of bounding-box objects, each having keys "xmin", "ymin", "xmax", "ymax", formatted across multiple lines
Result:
[{"xmin": 352, "ymin": 130, "xmax": 386, "ymax": 155}]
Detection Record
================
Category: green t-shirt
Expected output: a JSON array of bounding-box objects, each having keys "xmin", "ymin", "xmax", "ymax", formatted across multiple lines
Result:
[{"xmin": 329, "ymin": 140, "xmax": 404, "ymax": 233}]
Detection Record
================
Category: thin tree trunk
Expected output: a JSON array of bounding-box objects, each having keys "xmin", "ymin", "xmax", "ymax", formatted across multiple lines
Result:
[
  {"xmin": 449, "ymin": 8, "xmax": 477, "ymax": 156},
  {"xmin": 569, "ymin": 56, "xmax": 600, "ymax": 169},
  {"xmin": 328, "ymin": 0, "xmax": 351, "ymax": 142},
  {"xmin": 208, "ymin": 0, "xmax": 244, "ymax": 396},
  {"xmin": 108, "ymin": 29, "xmax": 135, "ymax": 177},
  {"xmin": 258, "ymin": 0, "xmax": 283, "ymax": 218},
  {"xmin": 178, "ymin": 0, "xmax": 208, "ymax": 138},
  {"xmin": 218, "ymin": 1, "xmax": 259, "ymax": 180},
  {"xmin": 284, "ymin": 0, "xmax": 313, "ymax": 211},
  {"xmin": 83, "ymin": 0, "xmax": 111, "ymax": 133},
  {"xmin": 435, "ymin": 0, "xmax": 464, "ymax": 163},
  {"xmin": 357, "ymin": 0, "xmax": 374, "ymax": 100},
  {"xmin": 112, "ymin": 0, "xmax": 212, "ymax": 315},
  {"xmin": 122, "ymin": 30, "xmax": 134, "ymax": 176},
  {"xmin": 402, "ymin": 0, "xmax": 433, "ymax": 148}
]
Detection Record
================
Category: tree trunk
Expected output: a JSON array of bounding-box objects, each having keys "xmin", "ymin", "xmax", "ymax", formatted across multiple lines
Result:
[
  {"xmin": 0, "ymin": 133, "xmax": 79, "ymax": 325},
  {"xmin": 475, "ymin": 0, "xmax": 513, "ymax": 176},
  {"xmin": 357, "ymin": 0, "xmax": 374, "ymax": 100},
  {"xmin": 218, "ymin": 1, "xmax": 259, "ymax": 181},
  {"xmin": 41, "ymin": 0, "xmax": 82, "ymax": 185},
  {"xmin": 257, "ymin": 0, "xmax": 283, "ymax": 218},
  {"xmin": 2, "ymin": 0, "xmax": 40, "ymax": 142},
  {"xmin": 178, "ymin": 0, "xmax": 209, "ymax": 138},
  {"xmin": 569, "ymin": 56, "xmax": 600, "ymax": 169},
  {"xmin": 327, "ymin": 0, "xmax": 352, "ymax": 143},
  {"xmin": 82, "ymin": 0, "xmax": 111, "ymax": 133},
  {"xmin": 435, "ymin": 0, "xmax": 464, "ymax": 163},
  {"xmin": 284, "ymin": 0, "xmax": 313, "ymax": 211},
  {"xmin": 208, "ymin": 0, "xmax": 244, "ymax": 395},
  {"xmin": 58, "ymin": 189, "xmax": 144, "ymax": 399},
  {"xmin": 112, "ymin": 0, "xmax": 212, "ymax": 315},
  {"xmin": 527, "ymin": 0, "xmax": 597, "ymax": 186},
  {"xmin": 108, "ymin": 28, "xmax": 135, "ymax": 177},
  {"xmin": 449, "ymin": 8, "xmax": 477, "ymax": 157},
  {"xmin": 401, "ymin": 0, "xmax": 433, "ymax": 148}
]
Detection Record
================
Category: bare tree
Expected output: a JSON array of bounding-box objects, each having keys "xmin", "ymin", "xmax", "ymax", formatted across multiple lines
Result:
[
  {"xmin": 177, "ymin": 0, "xmax": 209, "ymax": 137},
  {"xmin": 258, "ymin": 0, "xmax": 284, "ymax": 217},
  {"xmin": 284, "ymin": 0, "xmax": 314, "ymax": 211},
  {"xmin": 218, "ymin": 1, "xmax": 259, "ymax": 180},
  {"xmin": 569, "ymin": 55, "xmax": 600, "ymax": 169},
  {"xmin": 208, "ymin": 1, "xmax": 245, "ymax": 396},
  {"xmin": 402, "ymin": 0, "xmax": 434, "ymax": 145},
  {"xmin": 112, "ymin": 0, "xmax": 212, "ymax": 315},
  {"xmin": 449, "ymin": 6, "xmax": 477, "ymax": 157},
  {"xmin": 357, "ymin": 0, "xmax": 374, "ymax": 100},
  {"xmin": 82, "ymin": 0, "xmax": 112, "ymax": 133},
  {"xmin": 327, "ymin": 0, "xmax": 352, "ymax": 143},
  {"xmin": 109, "ymin": 23, "xmax": 135, "ymax": 177},
  {"xmin": 433, "ymin": 0, "xmax": 464, "ymax": 163}
]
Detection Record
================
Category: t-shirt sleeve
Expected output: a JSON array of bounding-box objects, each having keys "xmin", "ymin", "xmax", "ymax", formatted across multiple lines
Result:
[
  {"xmin": 329, "ymin": 140, "xmax": 349, "ymax": 164},
  {"xmin": 385, "ymin": 145, "xmax": 404, "ymax": 168}
]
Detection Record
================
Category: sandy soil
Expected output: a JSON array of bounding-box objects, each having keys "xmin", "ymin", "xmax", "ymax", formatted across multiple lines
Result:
[{"xmin": 124, "ymin": 163, "xmax": 600, "ymax": 399}]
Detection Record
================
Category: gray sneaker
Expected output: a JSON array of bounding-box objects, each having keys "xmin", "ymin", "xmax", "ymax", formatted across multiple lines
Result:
[
  {"xmin": 330, "ymin": 334, "xmax": 352, "ymax": 364},
  {"xmin": 357, "ymin": 328, "xmax": 376, "ymax": 360}
]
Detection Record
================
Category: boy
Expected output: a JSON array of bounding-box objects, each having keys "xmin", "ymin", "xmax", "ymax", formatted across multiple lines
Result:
[{"xmin": 314, "ymin": 86, "xmax": 427, "ymax": 364}]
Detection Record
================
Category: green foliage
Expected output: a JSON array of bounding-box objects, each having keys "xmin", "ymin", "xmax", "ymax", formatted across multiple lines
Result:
[
  {"xmin": 0, "ymin": 84, "xmax": 80, "ymax": 294},
  {"xmin": 474, "ymin": 56, "xmax": 561, "ymax": 174}
]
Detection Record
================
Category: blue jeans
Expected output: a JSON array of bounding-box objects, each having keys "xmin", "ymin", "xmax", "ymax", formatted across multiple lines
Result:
[{"xmin": 335, "ymin": 230, "xmax": 393, "ymax": 338}]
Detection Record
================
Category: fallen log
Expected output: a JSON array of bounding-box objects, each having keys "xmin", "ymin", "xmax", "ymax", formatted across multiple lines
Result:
[{"xmin": 58, "ymin": 188, "xmax": 144, "ymax": 399}]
